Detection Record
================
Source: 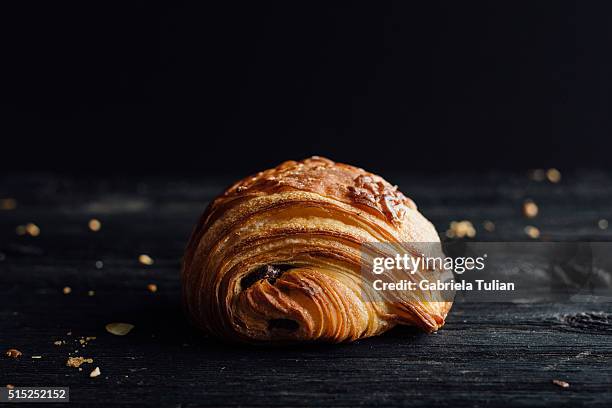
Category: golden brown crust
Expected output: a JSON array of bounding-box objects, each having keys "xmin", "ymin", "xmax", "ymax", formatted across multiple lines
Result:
[
  {"xmin": 181, "ymin": 157, "xmax": 453, "ymax": 343},
  {"xmin": 223, "ymin": 157, "xmax": 417, "ymax": 225}
]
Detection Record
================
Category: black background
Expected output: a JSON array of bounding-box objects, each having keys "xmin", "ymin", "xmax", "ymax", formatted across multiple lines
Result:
[
  {"xmin": 2, "ymin": 4, "xmax": 612, "ymax": 405},
  {"xmin": 2, "ymin": 1, "xmax": 611, "ymax": 175}
]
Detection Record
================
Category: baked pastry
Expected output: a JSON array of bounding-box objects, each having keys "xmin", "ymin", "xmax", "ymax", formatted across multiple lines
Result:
[{"xmin": 182, "ymin": 157, "xmax": 453, "ymax": 343}]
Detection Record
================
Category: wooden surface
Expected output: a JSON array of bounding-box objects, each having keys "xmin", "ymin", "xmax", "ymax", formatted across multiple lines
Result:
[{"xmin": 1, "ymin": 171, "xmax": 611, "ymax": 407}]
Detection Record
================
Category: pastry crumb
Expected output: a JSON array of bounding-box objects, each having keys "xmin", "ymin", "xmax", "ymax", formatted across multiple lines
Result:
[
  {"xmin": 483, "ymin": 220, "xmax": 495, "ymax": 232},
  {"xmin": 552, "ymin": 379, "xmax": 570, "ymax": 389},
  {"xmin": 138, "ymin": 254, "xmax": 154, "ymax": 265},
  {"xmin": 6, "ymin": 384, "xmax": 15, "ymax": 389},
  {"xmin": 53, "ymin": 341, "xmax": 63, "ymax": 346},
  {"xmin": 598, "ymin": 219, "xmax": 608, "ymax": 230},
  {"xmin": 77, "ymin": 336, "xmax": 96, "ymax": 347},
  {"xmin": 524, "ymin": 225, "xmax": 540, "ymax": 239},
  {"xmin": 66, "ymin": 356, "xmax": 93, "ymax": 368},
  {"xmin": 5, "ymin": 349, "xmax": 22, "ymax": 358},
  {"xmin": 446, "ymin": 220, "xmax": 476, "ymax": 238},
  {"xmin": 546, "ymin": 168, "xmax": 561, "ymax": 183},
  {"xmin": 62, "ymin": 286, "xmax": 72, "ymax": 295},
  {"xmin": 88, "ymin": 218, "xmax": 102, "ymax": 232},
  {"xmin": 90, "ymin": 367, "xmax": 101, "ymax": 378},
  {"xmin": 31, "ymin": 355, "xmax": 42, "ymax": 359},
  {"xmin": 0, "ymin": 198, "xmax": 17, "ymax": 210},
  {"xmin": 529, "ymin": 169, "xmax": 546, "ymax": 182},
  {"xmin": 15, "ymin": 222, "xmax": 42, "ymax": 236},
  {"xmin": 25, "ymin": 223, "xmax": 40, "ymax": 237},
  {"xmin": 88, "ymin": 290, "xmax": 96, "ymax": 296},
  {"xmin": 147, "ymin": 283, "xmax": 158, "ymax": 293},
  {"xmin": 522, "ymin": 200, "xmax": 539, "ymax": 218},
  {"xmin": 105, "ymin": 323, "xmax": 134, "ymax": 336},
  {"xmin": 95, "ymin": 260, "xmax": 104, "ymax": 269}
]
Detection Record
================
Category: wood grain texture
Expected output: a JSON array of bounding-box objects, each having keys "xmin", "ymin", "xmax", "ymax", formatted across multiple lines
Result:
[{"xmin": 1, "ymin": 171, "xmax": 611, "ymax": 407}]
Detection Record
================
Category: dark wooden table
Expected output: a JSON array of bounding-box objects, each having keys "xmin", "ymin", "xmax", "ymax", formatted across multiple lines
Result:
[{"xmin": 1, "ymin": 171, "xmax": 611, "ymax": 407}]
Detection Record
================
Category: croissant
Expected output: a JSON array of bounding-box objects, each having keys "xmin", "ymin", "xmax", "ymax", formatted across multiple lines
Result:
[{"xmin": 182, "ymin": 157, "xmax": 453, "ymax": 343}]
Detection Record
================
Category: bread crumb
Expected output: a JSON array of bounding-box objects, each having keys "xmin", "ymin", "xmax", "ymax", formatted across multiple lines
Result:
[
  {"xmin": 483, "ymin": 220, "xmax": 495, "ymax": 232},
  {"xmin": 6, "ymin": 384, "xmax": 14, "ymax": 389},
  {"xmin": 524, "ymin": 225, "xmax": 540, "ymax": 239},
  {"xmin": 5, "ymin": 349, "xmax": 22, "ymax": 358},
  {"xmin": 138, "ymin": 254, "xmax": 154, "ymax": 265},
  {"xmin": 31, "ymin": 355, "xmax": 42, "ymax": 359},
  {"xmin": 62, "ymin": 286, "xmax": 72, "ymax": 295},
  {"xmin": 147, "ymin": 283, "xmax": 158, "ymax": 293},
  {"xmin": 90, "ymin": 367, "xmax": 101, "ymax": 378},
  {"xmin": 552, "ymin": 379, "xmax": 570, "ymax": 389},
  {"xmin": 546, "ymin": 168, "xmax": 561, "ymax": 183},
  {"xmin": 95, "ymin": 260, "xmax": 104, "ymax": 269},
  {"xmin": 598, "ymin": 219, "xmax": 608, "ymax": 230},
  {"xmin": 522, "ymin": 200, "xmax": 539, "ymax": 218},
  {"xmin": 88, "ymin": 219, "xmax": 102, "ymax": 232},
  {"xmin": 446, "ymin": 221, "xmax": 476, "ymax": 238},
  {"xmin": 66, "ymin": 356, "xmax": 93, "ymax": 368},
  {"xmin": 88, "ymin": 290, "xmax": 96, "ymax": 296},
  {"xmin": 53, "ymin": 341, "xmax": 63, "ymax": 346}
]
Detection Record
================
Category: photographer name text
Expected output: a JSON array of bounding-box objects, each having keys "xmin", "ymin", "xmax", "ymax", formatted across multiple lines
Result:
[{"xmin": 372, "ymin": 279, "xmax": 514, "ymax": 291}]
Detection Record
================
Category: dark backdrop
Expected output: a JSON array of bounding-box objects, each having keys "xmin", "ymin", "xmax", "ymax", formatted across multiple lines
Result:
[{"xmin": 1, "ymin": 1, "xmax": 611, "ymax": 175}]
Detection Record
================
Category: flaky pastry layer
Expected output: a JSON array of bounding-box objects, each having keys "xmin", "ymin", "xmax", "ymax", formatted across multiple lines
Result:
[{"xmin": 182, "ymin": 157, "xmax": 453, "ymax": 343}]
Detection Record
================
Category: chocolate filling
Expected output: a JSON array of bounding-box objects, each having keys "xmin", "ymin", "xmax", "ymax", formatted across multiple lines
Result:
[
  {"xmin": 241, "ymin": 264, "xmax": 293, "ymax": 290},
  {"xmin": 268, "ymin": 318, "xmax": 299, "ymax": 331}
]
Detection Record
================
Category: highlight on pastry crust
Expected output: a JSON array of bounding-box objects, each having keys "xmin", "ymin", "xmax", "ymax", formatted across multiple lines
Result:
[{"xmin": 182, "ymin": 156, "xmax": 454, "ymax": 343}]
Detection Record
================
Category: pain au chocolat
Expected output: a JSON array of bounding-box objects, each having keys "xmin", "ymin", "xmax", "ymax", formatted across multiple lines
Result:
[{"xmin": 182, "ymin": 157, "xmax": 453, "ymax": 343}]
